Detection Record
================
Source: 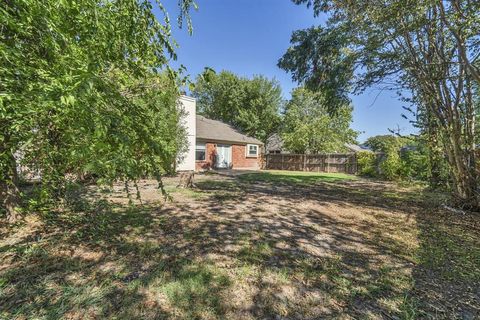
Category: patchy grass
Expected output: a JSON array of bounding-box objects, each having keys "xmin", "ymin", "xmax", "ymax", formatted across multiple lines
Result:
[
  {"xmin": 1, "ymin": 171, "xmax": 479, "ymax": 319},
  {"xmin": 417, "ymin": 213, "xmax": 480, "ymax": 282},
  {"xmin": 239, "ymin": 170, "xmax": 357, "ymax": 184}
]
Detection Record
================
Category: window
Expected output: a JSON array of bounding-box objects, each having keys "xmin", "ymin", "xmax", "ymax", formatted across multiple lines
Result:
[
  {"xmin": 247, "ymin": 144, "xmax": 259, "ymax": 157},
  {"xmin": 196, "ymin": 143, "xmax": 206, "ymax": 161}
]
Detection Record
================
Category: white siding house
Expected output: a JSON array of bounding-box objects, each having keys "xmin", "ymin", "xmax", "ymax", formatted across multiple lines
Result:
[{"xmin": 176, "ymin": 95, "xmax": 196, "ymax": 171}]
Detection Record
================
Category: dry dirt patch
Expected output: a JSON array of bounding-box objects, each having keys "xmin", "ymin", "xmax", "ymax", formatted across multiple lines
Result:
[{"xmin": 1, "ymin": 171, "xmax": 479, "ymax": 319}]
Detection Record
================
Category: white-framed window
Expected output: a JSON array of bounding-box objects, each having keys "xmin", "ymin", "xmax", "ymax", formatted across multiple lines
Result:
[
  {"xmin": 196, "ymin": 142, "xmax": 206, "ymax": 161},
  {"xmin": 246, "ymin": 144, "xmax": 259, "ymax": 157}
]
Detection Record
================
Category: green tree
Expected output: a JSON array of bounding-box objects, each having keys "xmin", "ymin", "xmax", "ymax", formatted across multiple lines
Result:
[
  {"xmin": 278, "ymin": 25, "xmax": 354, "ymax": 112},
  {"xmin": 281, "ymin": 88, "xmax": 358, "ymax": 153},
  {"xmin": 193, "ymin": 69, "xmax": 282, "ymax": 143},
  {"xmin": 365, "ymin": 135, "xmax": 408, "ymax": 153},
  {"xmin": 289, "ymin": 0, "xmax": 480, "ymax": 208},
  {"xmin": 0, "ymin": 0, "xmax": 194, "ymax": 222}
]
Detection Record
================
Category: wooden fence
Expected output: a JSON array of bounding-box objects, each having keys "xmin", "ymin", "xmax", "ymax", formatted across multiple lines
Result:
[{"xmin": 264, "ymin": 153, "xmax": 358, "ymax": 174}]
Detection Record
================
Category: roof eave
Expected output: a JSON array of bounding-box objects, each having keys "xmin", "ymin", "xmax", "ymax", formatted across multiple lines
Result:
[{"xmin": 197, "ymin": 137, "xmax": 264, "ymax": 145}]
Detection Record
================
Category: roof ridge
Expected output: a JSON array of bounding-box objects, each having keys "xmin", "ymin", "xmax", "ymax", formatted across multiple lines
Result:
[{"xmin": 195, "ymin": 114, "xmax": 263, "ymax": 145}]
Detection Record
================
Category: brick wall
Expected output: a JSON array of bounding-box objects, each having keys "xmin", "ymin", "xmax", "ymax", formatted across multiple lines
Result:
[
  {"xmin": 195, "ymin": 143, "xmax": 262, "ymax": 171},
  {"xmin": 195, "ymin": 143, "xmax": 216, "ymax": 171},
  {"xmin": 232, "ymin": 144, "xmax": 261, "ymax": 169}
]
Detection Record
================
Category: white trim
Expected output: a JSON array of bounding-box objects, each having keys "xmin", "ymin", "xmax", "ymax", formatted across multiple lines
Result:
[
  {"xmin": 195, "ymin": 142, "xmax": 206, "ymax": 161},
  {"xmin": 180, "ymin": 95, "xmax": 196, "ymax": 102},
  {"xmin": 246, "ymin": 144, "xmax": 259, "ymax": 158}
]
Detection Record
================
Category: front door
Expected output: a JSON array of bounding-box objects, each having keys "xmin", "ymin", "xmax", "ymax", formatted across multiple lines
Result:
[{"xmin": 216, "ymin": 144, "xmax": 232, "ymax": 169}]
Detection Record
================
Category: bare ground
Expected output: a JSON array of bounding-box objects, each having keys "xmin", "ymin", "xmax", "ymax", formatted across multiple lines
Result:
[{"xmin": 0, "ymin": 171, "xmax": 479, "ymax": 319}]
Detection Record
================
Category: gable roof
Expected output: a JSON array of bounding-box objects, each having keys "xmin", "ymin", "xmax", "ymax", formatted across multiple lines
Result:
[
  {"xmin": 266, "ymin": 133, "xmax": 284, "ymax": 152},
  {"xmin": 196, "ymin": 115, "xmax": 263, "ymax": 145}
]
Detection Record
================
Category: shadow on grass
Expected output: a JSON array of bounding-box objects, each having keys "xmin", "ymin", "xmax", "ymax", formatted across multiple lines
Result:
[
  {"xmin": 1, "ymin": 172, "xmax": 479, "ymax": 319},
  {"xmin": 192, "ymin": 172, "xmax": 479, "ymax": 318},
  {"xmin": 0, "ymin": 199, "xmax": 232, "ymax": 319}
]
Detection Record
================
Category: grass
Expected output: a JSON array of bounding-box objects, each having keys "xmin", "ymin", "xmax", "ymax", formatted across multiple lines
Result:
[
  {"xmin": 417, "ymin": 213, "xmax": 480, "ymax": 282},
  {"xmin": 239, "ymin": 169, "xmax": 357, "ymax": 184},
  {"xmin": 1, "ymin": 170, "xmax": 479, "ymax": 319}
]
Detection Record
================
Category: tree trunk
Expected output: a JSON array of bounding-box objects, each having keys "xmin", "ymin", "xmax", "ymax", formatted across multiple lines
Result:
[
  {"xmin": 427, "ymin": 142, "xmax": 444, "ymax": 189},
  {"xmin": 443, "ymin": 132, "xmax": 479, "ymax": 210},
  {"xmin": 177, "ymin": 171, "xmax": 195, "ymax": 188},
  {"xmin": 1, "ymin": 149, "xmax": 22, "ymax": 223},
  {"xmin": 424, "ymin": 108, "xmax": 444, "ymax": 189},
  {"xmin": 1, "ymin": 179, "xmax": 22, "ymax": 223}
]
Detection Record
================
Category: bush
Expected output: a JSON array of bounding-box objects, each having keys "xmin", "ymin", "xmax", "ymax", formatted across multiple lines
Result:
[
  {"xmin": 381, "ymin": 146, "xmax": 403, "ymax": 180},
  {"xmin": 357, "ymin": 151, "xmax": 377, "ymax": 177},
  {"xmin": 399, "ymin": 149, "xmax": 429, "ymax": 181}
]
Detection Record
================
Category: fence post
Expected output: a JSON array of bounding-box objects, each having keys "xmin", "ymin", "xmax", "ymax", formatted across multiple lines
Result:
[
  {"xmin": 327, "ymin": 154, "xmax": 330, "ymax": 173},
  {"xmin": 303, "ymin": 154, "xmax": 306, "ymax": 171},
  {"xmin": 353, "ymin": 154, "xmax": 356, "ymax": 174},
  {"xmin": 353, "ymin": 152, "xmax": 358, "ymax": 174},
  {"xmin": 281, "ymin": 154, "xmax": 285, "ymax": 171}
]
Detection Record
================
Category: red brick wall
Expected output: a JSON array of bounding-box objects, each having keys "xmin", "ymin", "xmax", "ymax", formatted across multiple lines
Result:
[
  {"xmin": 195, "ymin": 143, "xmax": 216, "ymax": 171},
  {"xmin": 195, "ymin": 143, "xmax": 262, "ymax": 171},
  {"xmin": 232, "ymin": 144, "xmax": 261, "ymax": 169}
]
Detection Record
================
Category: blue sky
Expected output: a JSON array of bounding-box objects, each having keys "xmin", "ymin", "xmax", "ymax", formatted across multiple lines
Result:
[{"xmin": 160, "ymin": 0, "xmax": 416, "ymax": 142}]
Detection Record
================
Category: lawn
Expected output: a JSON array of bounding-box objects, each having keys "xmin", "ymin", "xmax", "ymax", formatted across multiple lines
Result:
[{"xmin": 1, "ymin": 170, "xmax": 479, "ymax": 319}]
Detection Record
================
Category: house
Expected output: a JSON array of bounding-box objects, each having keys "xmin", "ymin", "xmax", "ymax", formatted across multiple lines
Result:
[
  {"xmin": 265, "ymin": 133, "xmax": 285, "ymax": 154},
  {"xmin": 177, "ymin": 96, "xmax": 263, "ymax": 171},
  {"xmin": 344, "ymin": 143, "xmax": 372, "ymax": 153}
]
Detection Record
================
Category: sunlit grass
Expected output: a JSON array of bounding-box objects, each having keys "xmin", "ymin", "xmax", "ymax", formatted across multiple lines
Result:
[{"xmin": 239, "ymin": 170, "xmax": 357, "ymax": 184}]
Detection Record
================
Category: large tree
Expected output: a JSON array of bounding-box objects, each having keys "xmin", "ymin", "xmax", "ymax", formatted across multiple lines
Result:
[
  {"xmin": 364, "ymin": 135, "xmax": 410, "ymax": 153},
  {"xmin": 192, "ymin": 69, "xmax": 282, "ymax": 143},
  {"xmin": 278, "ymin": 25, "xmax": 354, "ymax": 113},
  {"xmin": 286, "ymin": 0, "xmax": 480, "ymax": 209},
  {"xmin": 282, "ymin": 88, "xmax": 358, "ymax": 153},
  {"xmin": 0, "ymin": 0, "xmax": 194, "ymax": 222}
]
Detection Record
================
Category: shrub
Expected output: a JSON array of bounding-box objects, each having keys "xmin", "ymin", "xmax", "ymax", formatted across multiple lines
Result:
[
  {"xmin": 357, "ymin": 151, "xmax": 377, "ymax": 177},
  {"xmin": 381, "ymin": 145, "xmax": 403, "ymax": 180}
]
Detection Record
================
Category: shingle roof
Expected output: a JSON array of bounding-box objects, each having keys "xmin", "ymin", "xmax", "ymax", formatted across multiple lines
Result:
[
  {"xmin": 266, "ymin": 133, "xmax": 284, "ymax": 152},
  {"xmin": 344, "ymin": 143, "xmax": 372, "ymax": 152},
  {"xmin": 196, "ymin": 115, "xmax": 263, "ymax": 145}
]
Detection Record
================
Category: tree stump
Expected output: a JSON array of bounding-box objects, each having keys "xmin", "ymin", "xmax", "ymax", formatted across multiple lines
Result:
[{"xmin": 177, "ymin": 171, "xmax": 195, "ymax": 188}]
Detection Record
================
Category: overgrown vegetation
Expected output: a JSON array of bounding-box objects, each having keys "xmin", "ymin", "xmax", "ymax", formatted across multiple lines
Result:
[
  {"xmin": 0, "ymin": 0, "xmax": 195, "ymax": 222},
  {"xmin": 358, "ymin": 135, "xmax": 448, "ymax": 184},
  {"xmin": 285, "ymin": 0, "xmax": 480, "ymax": 209}
]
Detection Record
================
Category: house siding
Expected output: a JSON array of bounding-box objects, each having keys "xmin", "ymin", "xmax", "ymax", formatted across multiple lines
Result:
[{"xmin": 176, "ymin": 96, "xmax": 196, "ymax": 171}]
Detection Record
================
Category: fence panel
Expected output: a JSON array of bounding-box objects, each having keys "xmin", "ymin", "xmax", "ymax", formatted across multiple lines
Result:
[{"xmin": 264, "ymin": 153, "xmax": 358, "ymax": 174}]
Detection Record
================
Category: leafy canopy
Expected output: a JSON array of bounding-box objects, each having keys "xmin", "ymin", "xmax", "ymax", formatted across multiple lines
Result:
[
  {"xmin": 278, "ymin": 25, "xmax": 354, "ymax": 112},
  {"xmin": 281, "ymin": 88, "xmax": 358, "ymax": 154},
  {"xmin": 192, "ymin": 69, "xmax": 282, "ymax": 143},
  {"xmin": 1, "ymin": 0, "xmax": 194, "ymax": 211},
  {"xmin": 289, "ymin": 0, "xmax": 480, "ymax": 207},
  {"xmin": 364, "ymin": 135, "xmax": 410, "ymax": 153}
]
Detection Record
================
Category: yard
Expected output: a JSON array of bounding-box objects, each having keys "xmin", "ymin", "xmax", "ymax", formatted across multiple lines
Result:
[{"xmin": 1, "ymin": 170, "xmax": 479, "ymax": 319}]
